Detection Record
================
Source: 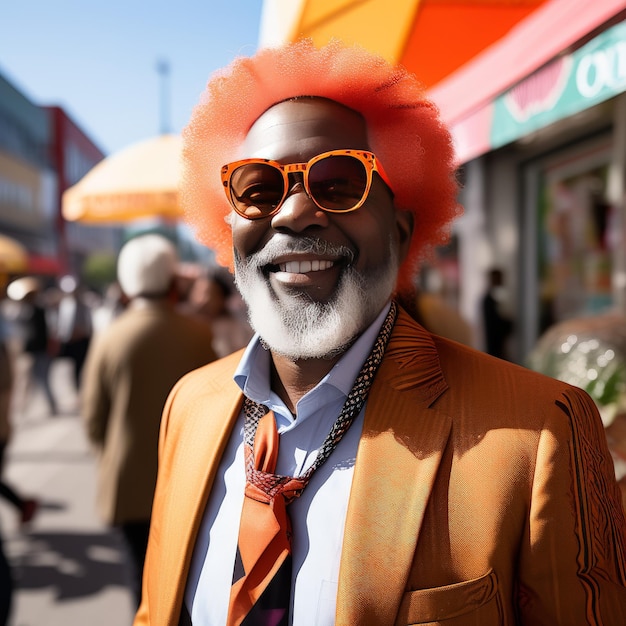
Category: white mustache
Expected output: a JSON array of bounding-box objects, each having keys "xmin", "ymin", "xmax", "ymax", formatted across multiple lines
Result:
[{"xmin": 242, "ymin": 236, "xmax": 355, "ymax": 272}]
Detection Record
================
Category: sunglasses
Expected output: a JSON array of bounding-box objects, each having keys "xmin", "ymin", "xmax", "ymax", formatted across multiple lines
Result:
[{"xmin": 220, "ymin": 149, "xmax": 392, "ymax": 220}]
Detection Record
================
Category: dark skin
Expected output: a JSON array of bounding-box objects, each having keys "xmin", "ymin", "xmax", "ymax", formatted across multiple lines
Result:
[{"xmin": 231, "ymin": 98, "xmax": 414, "ymax": 413}]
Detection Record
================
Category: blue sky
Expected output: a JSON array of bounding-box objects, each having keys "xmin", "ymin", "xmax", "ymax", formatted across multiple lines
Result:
[{"xmin": 1, "ymin": 1, "xmax": 263, "ymax": 155}]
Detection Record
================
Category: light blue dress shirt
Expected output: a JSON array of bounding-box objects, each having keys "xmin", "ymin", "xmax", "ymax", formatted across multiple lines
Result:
[{"xmin": 184, "ymin": 303, "xmax": 391, "ymax": 625}]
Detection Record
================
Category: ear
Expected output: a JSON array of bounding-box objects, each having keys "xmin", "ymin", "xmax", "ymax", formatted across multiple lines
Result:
[{"xmin": 395, "ymin": 209, "xmax": 414, "ymax": 265}]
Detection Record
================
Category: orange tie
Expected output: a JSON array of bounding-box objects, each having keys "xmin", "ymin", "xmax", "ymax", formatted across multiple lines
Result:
[
  {"xmin": 227, "ymin": 407, "xmax": 306, "ymax": 626},
  {"xmin": 227, "ymin": 301, "xmax": 398, "ymax": 626}
]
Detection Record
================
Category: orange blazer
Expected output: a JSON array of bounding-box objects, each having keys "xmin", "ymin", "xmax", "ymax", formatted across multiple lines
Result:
[{"xmin": 134, "ymin": 309, "xmax": 626, "ymax": 625}]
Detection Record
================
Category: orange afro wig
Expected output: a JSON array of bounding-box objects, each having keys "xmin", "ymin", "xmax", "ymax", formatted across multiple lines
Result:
[{"xmin": 181, "ymin": 39, "xmax": 461, "ymax": 292}]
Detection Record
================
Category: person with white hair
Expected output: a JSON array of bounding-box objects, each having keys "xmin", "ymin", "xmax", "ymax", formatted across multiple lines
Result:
[{"xmin": 81, "ymin": 233, "xmax": 217, "ymax": 606}]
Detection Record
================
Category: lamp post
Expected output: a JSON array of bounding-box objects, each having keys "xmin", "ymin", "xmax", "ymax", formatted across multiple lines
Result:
[{"xmin": 156, "ymin": 59, "xmax": 171, "ymax": 136}]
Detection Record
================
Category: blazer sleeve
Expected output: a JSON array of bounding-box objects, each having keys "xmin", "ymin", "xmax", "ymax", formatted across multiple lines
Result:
[{"xmin": 517, "ymin": 385, "xmax": 626, "ymax": 624}]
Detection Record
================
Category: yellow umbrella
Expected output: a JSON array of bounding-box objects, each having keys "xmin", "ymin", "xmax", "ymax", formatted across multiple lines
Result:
[
  {"xmin": 0, "ymin": 233, "xmax": 29, "ymax": 274},
  {"xmin": 62, "ymin": 133, "xmax": 183, "ymax": 223}
]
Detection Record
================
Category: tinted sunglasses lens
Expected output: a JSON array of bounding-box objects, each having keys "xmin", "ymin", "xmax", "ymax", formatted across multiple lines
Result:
[
  {"xmin": 308, "ymin": 155, "xmax": 368, "ymax": 211},
  {"xmin": 229, "ymin": 163, "xmax": 285, "ymax": 218}
]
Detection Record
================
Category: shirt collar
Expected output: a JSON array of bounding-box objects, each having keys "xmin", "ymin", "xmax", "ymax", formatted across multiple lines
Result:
[{"xmin": 234, "ymin": 302, "xmax": 392, "ymax": 410}]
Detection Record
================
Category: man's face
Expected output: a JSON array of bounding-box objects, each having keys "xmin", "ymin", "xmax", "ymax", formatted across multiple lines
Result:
[{"xmin": 231, "ymin": 98, "xmax": 413, "ymax": 360}]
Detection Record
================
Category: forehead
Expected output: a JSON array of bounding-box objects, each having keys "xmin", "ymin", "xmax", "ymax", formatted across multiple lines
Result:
[{"xmin": 240, "ymin": 98, "xmax": 370, "ymax": 160}]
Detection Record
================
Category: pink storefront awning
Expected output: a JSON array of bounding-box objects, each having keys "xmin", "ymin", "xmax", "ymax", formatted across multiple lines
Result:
[{"xmin": 429, "ymin": 0, "xmax": 626, "ymax": 164}]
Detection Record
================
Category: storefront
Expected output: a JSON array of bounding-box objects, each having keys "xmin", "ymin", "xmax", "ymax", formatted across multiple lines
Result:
[
  {"xmin": 430, "ymin": 4, "xmax": 626, "ymax": 362},
  {"xmin": 512, "ymin": 18, "xmax": 626, "ymax": 359}
]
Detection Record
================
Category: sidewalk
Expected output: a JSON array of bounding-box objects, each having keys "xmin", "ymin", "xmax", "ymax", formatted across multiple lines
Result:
[{"xmin": 0, "ymin": 358, "xmax": 136, "ymax": 626}]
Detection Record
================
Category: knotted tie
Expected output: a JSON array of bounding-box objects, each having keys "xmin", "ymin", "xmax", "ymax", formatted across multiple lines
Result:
[{"xmin": 227, "ymin": 301, "xmax": 398, "ymax": 626}]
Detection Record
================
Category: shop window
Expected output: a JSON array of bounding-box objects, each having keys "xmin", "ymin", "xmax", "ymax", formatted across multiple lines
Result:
[{"xmin": 539, "ymin": 159, "xmax": 614, "ymax": 331}]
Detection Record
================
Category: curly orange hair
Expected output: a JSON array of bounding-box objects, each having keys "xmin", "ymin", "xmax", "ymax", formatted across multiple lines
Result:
[{"xmin": 181, "ymin": 39, "xmax": 461, "ymax": 292}]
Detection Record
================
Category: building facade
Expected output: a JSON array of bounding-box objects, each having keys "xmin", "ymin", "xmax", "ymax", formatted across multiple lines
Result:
[
  {"xmin": 45, "ymin": 106, "xmax": 122, "ymax": 276},
  {"xmin": 0, "ymin": 70, "xmax": 121, "ymax": 282},
  {"xmin": 0, "ymin": 71, "xmax": 57, "ymax": 272}
]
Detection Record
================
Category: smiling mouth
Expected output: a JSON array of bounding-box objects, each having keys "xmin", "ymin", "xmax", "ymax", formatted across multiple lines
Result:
[
  {"xmin": 278, "ymin": 259, "xmax": 335, "ymax": 273},
  {"xmin": 256, "ymin": 238, "xmax": 355, "ymax": 278}
]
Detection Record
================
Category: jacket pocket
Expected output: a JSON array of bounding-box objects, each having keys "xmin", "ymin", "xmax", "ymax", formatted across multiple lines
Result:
[{"xmin": 396, "ymin": 569, "xmax": 501, "ymax": 625}]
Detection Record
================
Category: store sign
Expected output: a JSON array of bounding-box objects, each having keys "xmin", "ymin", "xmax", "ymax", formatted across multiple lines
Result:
[{"xmin": 491, "ymin": 20, "xmax": 626, "ymax": 149}]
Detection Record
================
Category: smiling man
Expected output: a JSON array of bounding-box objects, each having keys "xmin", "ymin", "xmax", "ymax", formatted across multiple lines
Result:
[{"xmin": 134, "ymin": 41, "xmax": 626, "ymax": 626}]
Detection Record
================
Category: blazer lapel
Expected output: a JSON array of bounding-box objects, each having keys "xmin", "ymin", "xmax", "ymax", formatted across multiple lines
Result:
[{"xmin": 336, "ymin": 310, "xmax": 452, "ymax": 625}]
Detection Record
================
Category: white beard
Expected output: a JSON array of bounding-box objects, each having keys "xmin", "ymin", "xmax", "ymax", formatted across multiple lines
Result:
[{"xmin": 234, "ymin": 236, "xmax": 398, "ymax": 360}]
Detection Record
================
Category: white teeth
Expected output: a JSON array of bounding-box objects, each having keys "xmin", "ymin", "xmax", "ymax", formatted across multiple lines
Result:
[{"xmin": 279, "ymin": 259, "xmax": 334, "ymax": 273}]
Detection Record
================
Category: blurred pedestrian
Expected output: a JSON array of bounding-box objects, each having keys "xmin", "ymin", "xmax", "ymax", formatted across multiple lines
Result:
[
  {"xmin": 81, "ymin": 234, "xmax": 216, "ymax": 606},
  {"xmin": 1, "ymin": 273, "xmax": 37, "ymax": 626},
  {"xmin": 0, "ymin": 329, "xmax": 36, "ymax": 626},
  {"xmin": 55, "ymin": 275, "xmax": 92, "ymax": 391},
  {"xmin": 481, "ymin": 267, "xmax": 513, "ymax": 359},
  {"xmin": 0, "ymin": 349, "xmax": 38, "ymax": 526},
  {"xmin": 91, "ymin": 281, "xmax": 127, "ymax": 335},
  {"xmin": 185, "ymin": 271, "xmax": 253, "ymax": 357},
  {"xmin": 0, "ymin": 276, "xmax": 38, "ymax": 524},
  {"xmin": 0, "ymin": 527, "xmax": 11, "ymax": 626},
  {"xmin": 404, "ymin": 287, "xmax": 473, "ymax": 346},
  {"xmin": 6, "ymin": 277, "xmax": 57, "ymax": 415}
]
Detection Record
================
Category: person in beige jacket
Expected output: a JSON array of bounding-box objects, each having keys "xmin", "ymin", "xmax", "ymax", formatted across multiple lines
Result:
[
  {"xmin": 81, "ymin": 234, "xmax": 216, "ymax": 605},
  {"xmin": 135, "ymin": 42, "xmax": 626, "ymax": 625}
]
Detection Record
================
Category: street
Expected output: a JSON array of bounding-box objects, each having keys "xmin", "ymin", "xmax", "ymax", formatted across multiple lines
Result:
[{"xmin": 1, "ymin": 357, "xmax": 136, "ymax": 626}]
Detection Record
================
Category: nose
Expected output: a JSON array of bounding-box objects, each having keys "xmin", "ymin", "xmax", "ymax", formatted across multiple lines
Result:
[{"xmin": 270, "ymin": 180, "xmax": 330, "ymax": 233}]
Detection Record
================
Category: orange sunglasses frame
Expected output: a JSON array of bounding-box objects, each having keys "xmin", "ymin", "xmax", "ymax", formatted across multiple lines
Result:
[{"xmin": 220, "ymin": 149, "xmax": 392, "ymax": 220}]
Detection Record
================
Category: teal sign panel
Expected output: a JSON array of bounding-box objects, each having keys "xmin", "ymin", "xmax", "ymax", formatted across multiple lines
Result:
[{"xmin": 491, "ymin": 20, "xmax": 626, "ymax": 149}]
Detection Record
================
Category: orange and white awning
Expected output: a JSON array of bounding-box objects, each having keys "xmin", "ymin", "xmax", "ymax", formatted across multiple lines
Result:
[
  {"xmin": 260, "ymin": 0, "xmax": 626, "ymax": 163},
  {"xmin": 260, "ymin": 0, "xmax": 549, "ymax": 90}
]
